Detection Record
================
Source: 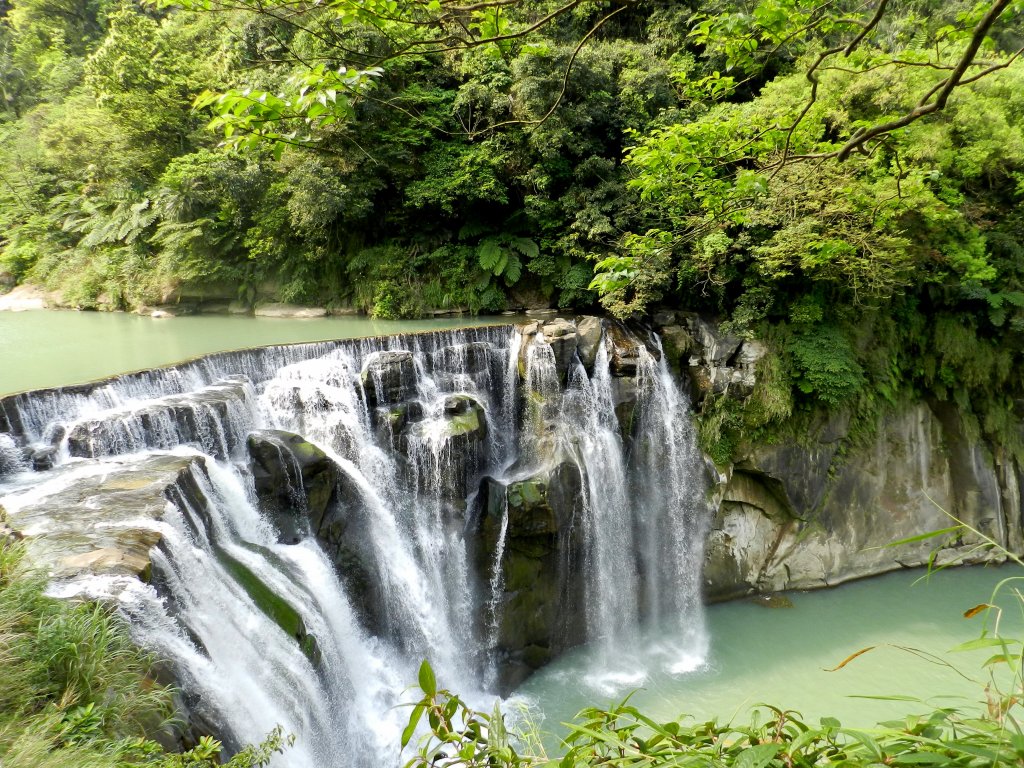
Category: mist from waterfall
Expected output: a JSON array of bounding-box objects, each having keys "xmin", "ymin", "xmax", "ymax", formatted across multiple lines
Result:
[{"xmin": 0, "ymin": 322, "xmax": 710, "ymax": 767}]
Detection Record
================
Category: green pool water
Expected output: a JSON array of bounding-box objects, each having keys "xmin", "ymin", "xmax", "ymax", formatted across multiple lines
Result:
[
  {"xmin": 0, "ymin": 310, "xmax": 508, "ymax": 395},
  {"xmin": 515, "ymin": 566, "xmax": 1023, "ymax": 745}
]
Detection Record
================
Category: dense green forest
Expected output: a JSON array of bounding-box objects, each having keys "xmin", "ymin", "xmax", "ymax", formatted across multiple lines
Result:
[{"xmin": 2, "ymin": 0, "xmax": 1024, "ymax": 459}]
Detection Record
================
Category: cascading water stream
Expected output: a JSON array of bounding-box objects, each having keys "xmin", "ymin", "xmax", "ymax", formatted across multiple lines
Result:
[{"xmin": 0, "ymin": 321, "xmax": 711, "ymax": 766}]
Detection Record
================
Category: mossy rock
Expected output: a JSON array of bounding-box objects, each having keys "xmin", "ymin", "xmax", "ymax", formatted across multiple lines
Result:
[{"xmin": 220, "ymin": 550, "xmax": 321, "ymax": 664}]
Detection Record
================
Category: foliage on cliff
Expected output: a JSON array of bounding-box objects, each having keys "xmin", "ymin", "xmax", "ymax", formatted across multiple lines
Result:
[
  {"xmin": 0, "ymin": 539, "xmax": 289, "ymax": 767},
  {"xmin": 1, "ymin": 0, "xmax": 1024, "ymax": 454}
]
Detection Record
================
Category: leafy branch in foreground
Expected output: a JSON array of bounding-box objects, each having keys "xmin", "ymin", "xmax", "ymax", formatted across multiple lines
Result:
[{"xmin": 404, "ymin": 656, "xmax": 1024, "ymax": 768}]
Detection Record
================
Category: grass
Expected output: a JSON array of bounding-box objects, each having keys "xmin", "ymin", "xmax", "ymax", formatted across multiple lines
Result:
[{"xmin": 0, "ymin": 538, "xmax": 288, "ymax": 767}]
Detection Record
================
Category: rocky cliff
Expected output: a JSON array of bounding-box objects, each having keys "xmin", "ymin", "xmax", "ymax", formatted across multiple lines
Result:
[{"xmin": 651, "ymin": 311, "xmax": 1021, "ymax": 601}]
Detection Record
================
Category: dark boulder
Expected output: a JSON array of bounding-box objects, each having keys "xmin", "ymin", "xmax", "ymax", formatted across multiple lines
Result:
[
  {"xmin": 475, "ymin": 460, "xmax": 586, "ymax": 692},
  {"xmin": 360, "ymin": 351, "xmax": 415, "ymax": 407},
  {"xmin": 247, "ymin": 430, "xmax": 338, "ymax": 543}
]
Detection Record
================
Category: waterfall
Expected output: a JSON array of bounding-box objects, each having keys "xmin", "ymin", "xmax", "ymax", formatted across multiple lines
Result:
[{"xmin": 0, "ymin": 321, "xmax": 710, "ymax": 766}]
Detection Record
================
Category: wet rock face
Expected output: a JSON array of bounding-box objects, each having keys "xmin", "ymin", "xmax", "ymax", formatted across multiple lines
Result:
[
  {"xmin": 517, "ymin": 316, "xmax": 605, "ymax": 381},
  {"xmin": 406, "ymin": 394, "xmax": 489, "ymax": 500},
  {"xmin": 0, "ymin": 434, "xmax": 26, "ymax": 478},
  {"xmin": 64, "ymin": 378, "xmax": 252, "ymax": 461},
  {"xmin": 540, "ymin": 318, "xmax": 578, "ymax": 377},
  {"xmin": 0, "ymin": 453, "xmax": 211, "ymax": 581},
  {"xmin": 431, "ymin": 341, "xmax": 494, "ymax": 377},
  {"xmin": 247, "ymin": 430, "xmax": 339, "ymax": 543},
  {"xmin": 246, "ymin": 429, "xmax": 387, "ymax": 631},
  {"xmin": 575, "ymin": 316, "xmax": 602, "ymax": 372},
  {"xmin": 605, "ymin": 321, "xmax": 642, "ymax": 377},
  {"xmin": 475, "ymin": 460, "xmax": 586, "ymax": 693},
  {"xmin": 703, "ymin": 402, "xmax": 1016, "ymax": 600},
  {"xmin": 360, "ymin": 351, "xmax": 415, "ymax": 406},
  {"xmin": 652, "ymin": 313, "xmax": 765, "ymax": 405},
  {"xmin": 310, "ymin": 470, "xmax": 387, "ymax": 635}
]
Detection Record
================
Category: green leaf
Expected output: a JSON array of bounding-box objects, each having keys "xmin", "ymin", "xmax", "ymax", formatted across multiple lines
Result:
[
  {"xmin": 884, "ymin": 526, "xmax": 961, "ymax": 548},
  {"xmin": 401, "ymin": 703, "xmax": 424, "ymax": 748},
  {"xmin": 949, "ymin": 636, "xmax": 1018, "ymax": 652},
  {"xmin": 891, "ymin": 752, "xmax": 953, "ymax": 764},
  {"xmin": 735, "ymin": 743, "xmax": 781, "ymax": 768},
  {"xmin": 510, "ymin": 237, "xmax": 540, "ymax": 260},
  {"xmin": 478, "ymin": 239, "xmax": 503, "ymax": 272},
  {"xmin": 503, "ymin": 253, "xmax": 522, "ymax": 284},
  {"xmin": 418, "ymin": 660, "xmax": 436, "ymax": 696}
]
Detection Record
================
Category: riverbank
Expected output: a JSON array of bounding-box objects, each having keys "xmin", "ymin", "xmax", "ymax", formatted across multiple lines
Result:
[{"xmin": 0, "ymin": 283, "xmax": 499, "ymax": 319}]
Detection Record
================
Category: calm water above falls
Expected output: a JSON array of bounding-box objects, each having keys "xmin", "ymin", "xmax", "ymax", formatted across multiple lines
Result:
[
  {"xmin": 0, "ymin": 310, "xmax": 504, "ymax": 395},
  {"xmin": 517, "ymin": 565, "xmax": 1024, "ymax": 740}
]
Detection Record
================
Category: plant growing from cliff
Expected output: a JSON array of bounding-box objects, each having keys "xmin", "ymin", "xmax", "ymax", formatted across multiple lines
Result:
[{"xmin": 0, "ymin": 540, "xmax": 291, "ymax": 768}]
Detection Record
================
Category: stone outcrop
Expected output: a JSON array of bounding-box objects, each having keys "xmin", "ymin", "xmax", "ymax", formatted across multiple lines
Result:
[
  {"xmin": 704, "ymin": 402, "xmax": 1019, "ymax": 599},
  {"xmin": 475, "ymin": 460, "xmax": 586, "ymax": 692},
  {"xmin": 650, "ymin": 306, "xmax": 1021, "ymax": 601},
  {"xmin": 360, "ymin": 351, "xmax": 415, "ymax": 407},
  {"xmin": 247, "ymin": 430, "xmax": 339, "ymax": 543},
  {"xmin": 0, "ymin": 453, "xmax": 211, "ymax": 581},
  {"xmin": 400, "ymin": 394, "xmax": 489, "ymax": 500},
  {"xmin": 575, "ymin": 315, "xmax": 602, "ymax": 372},
  {"xmin": 517, "ymin": 318, "xmax": 570, "ymax": 380},
  {"xmin": 653, "ymin": 311, "xmax": 766, "ymax": 405},
  {"xmin": 64, "ymin": 378, "xmax": 252, "ymax": 460}
]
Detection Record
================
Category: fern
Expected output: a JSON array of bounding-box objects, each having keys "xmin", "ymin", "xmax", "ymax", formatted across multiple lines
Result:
[{"xmin": 478, "ymin": 238, "xmax": 503, "ymax": 272}]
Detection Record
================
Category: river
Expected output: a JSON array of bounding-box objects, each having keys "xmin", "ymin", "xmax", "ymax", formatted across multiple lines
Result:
[
  {"xmin": 516, "ymin": 564, "xmax": 1021, "ymax": 743},
  {"xmin": 0, "ymin": 309, "xmax": 507, "ymax": 395}
]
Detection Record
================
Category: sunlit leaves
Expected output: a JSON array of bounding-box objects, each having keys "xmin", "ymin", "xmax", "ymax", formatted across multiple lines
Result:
[{"xmin": 195, "ymin": 65, "xmax": 383, "ymax": 158}]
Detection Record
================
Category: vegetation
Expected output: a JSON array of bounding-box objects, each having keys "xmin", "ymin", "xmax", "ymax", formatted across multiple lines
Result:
[
  {"xmin": 1, "ymin": 0, "xmax": 1023, "ymax": 457},
  {"xmin": 0, "ymin": 538, "xmax": 290, "ymax": 767}
]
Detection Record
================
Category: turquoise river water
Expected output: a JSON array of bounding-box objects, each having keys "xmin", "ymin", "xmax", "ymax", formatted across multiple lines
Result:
[
  {"xmin": 0, "ymin": 310, "xmax": 505, "ymax": 395},
  {"xmin": 516, "ymin": 565, "xmax": 1022, "ymax": 745}
]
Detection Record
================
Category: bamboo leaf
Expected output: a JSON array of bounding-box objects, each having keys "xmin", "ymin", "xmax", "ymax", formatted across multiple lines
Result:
[
  {"xmin": 401, "ymin": 703, "xmax": 424, "ymax": 748},
  {"xmin": 825, "ymin": 646, "xmax": 877, "ymax": 671}
]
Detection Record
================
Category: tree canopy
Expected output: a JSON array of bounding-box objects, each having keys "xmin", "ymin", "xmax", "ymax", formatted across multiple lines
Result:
[{"xmin": 2, "ymin": 0, "xmax": 1024, "ymax": 459}]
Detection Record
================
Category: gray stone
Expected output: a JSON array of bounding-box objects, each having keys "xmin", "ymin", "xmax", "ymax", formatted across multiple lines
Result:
[
  {"xmin": 694, "ymin": 318, "xmax": 742, "ymax": 366},
  {"xmin": 652, "ymin": 309, "xmax": 677, "ymax": 327},
  {"xmin": 575, "ymin": 316, "xmax": 602, "ymax": 372},
  {"xmin": 254, "ymin": 303, "xmax": 328, "ymax": 318},
  {"xmin": 360, "ymin": 351, "xmax": 415, "ymax": 406},
  {"xmin": 406, "ymin": 395, "xmax": 488, "ymax": 500},
  {"xmin": 605, "ymin": 321, "xmax": 641, "ymax": 376},
  {"xmin": 1, "ymin": 453, "xmax": 211, "ymax": 581},
  {"xmin": 705, "ymin": 402, "xmax": 1013, "ymax": 599},
  {"xmin": 734, "ymin": 339, "xmax": 767, "ymax": 368},
  {"xmin": 247, "ymin": 430, "xmax": 339, "ymax": 542},
  {"xmin": 432, "ymin": 341, "xmax": 494, "ymax": 377},
  {"xmin": 541, "ymin": 318, "xmax": 578, "ymax": 377}
]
